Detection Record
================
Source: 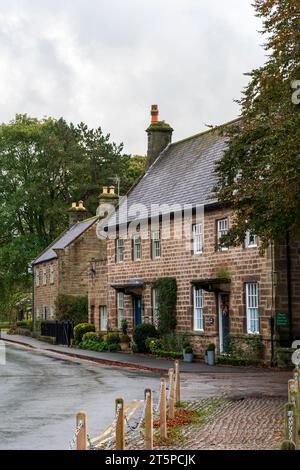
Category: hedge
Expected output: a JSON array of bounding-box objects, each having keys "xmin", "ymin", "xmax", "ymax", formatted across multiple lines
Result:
[
  {"xmin": 55, "ymin": 294, "xmax": 88, "ymax": 324},
  {"xmin": 73, "ymin": 323, "xmax": 95, "ymax": 344},
  {"xmin": 132, "ymin": 323, "xmax": 158, "ymax": 352}
]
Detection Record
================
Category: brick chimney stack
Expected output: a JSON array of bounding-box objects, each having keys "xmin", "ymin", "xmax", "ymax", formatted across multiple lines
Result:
[
  {"xmin": 68, "ymin": 201, "xmax": 87, "ymax": 227},
  {"xmin": 146, "ymin": 105, "xmax": 173, "ymax": 170}
]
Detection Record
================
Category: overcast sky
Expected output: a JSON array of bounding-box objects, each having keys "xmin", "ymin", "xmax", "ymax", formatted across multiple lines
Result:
[{"xmin": 0, "ymin": 0, "xmax": 266, "ymax": 155}]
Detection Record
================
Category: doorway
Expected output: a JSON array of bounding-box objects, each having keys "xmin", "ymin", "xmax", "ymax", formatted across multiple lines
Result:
[
  {"xmin": 133, "ymin": 296, "xmax": 142, "ymax": 326},
  {"xmin": 218, "ymin": 293, "xmax": 230, "ymax": 353}
]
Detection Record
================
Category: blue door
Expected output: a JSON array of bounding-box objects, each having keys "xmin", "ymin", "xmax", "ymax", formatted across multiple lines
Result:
[{"xmin": 133, "ymin": 297, "xmax": 142, "ymax": 325}]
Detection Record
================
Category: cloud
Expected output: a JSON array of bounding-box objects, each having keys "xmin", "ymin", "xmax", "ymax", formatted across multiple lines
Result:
[{"xmin": 0, "ymin": 0, "xmax": 265, "ymax": 154}]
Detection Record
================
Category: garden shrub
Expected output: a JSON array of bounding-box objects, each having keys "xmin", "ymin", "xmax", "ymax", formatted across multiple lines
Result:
[
  {"xmin": 106, "ymin": 332, "xmax": 120, "ymax": 345},
  {"xmin": 55, "ymin": 294, "xmax": 88, "ymax": 324},
  {"xmin": 80, "ymin": 340, "xmax": 109, "ymax": 352},
  {"xmin": 160, "ymin": 332, "xmax": 188, "ymax": 353},
  {"xmin": 145, "ymin": 337, "xmax": 163, "ymax": 353},
  {"xmin": 82, "ymin": 332, "xmax": 102, "ymax": 343},
  {"xmin": 132, "ymin": 323, "xmax": 158, "ymax": 352},
  {"xmin": 227, "ymin": 334, "xmax": 264, "ymax": 360},
  {"xmin": 73, "ymin": 323, "xmax": 95, "ymax": 344},
  {"xmin": 216, "ymin": 355, "xmax": 264, "ymax": 367},
  {"xmin": 276, "ymin": 347, "xmax": 293, "ymax": 368},
  {"xmin": 155, "ymin": 350, "xmax": 182, "ymax": 359},
  {"xmin": 108, "ymin": 343, "xmax": 120, "ymax": 352},
  {"xmin": 154, "ymin": 278, "xmax": 177, "ymax": 335},
  {"xmin": 16, "ymin": 320, "xmax": 32, "ymax": 330}
]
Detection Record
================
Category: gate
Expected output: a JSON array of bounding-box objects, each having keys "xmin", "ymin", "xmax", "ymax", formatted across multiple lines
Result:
[{"xmin": 41, "ymin": 320, "xmax": 74, "ymax": 346}]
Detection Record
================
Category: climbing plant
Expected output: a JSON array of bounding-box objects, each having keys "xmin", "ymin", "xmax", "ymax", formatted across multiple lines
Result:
[{"xmin": 154, "ymin": 277, "xmax": 177, "ymax": 335}]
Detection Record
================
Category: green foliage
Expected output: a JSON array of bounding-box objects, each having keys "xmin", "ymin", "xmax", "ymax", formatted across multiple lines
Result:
[
  {"xmin": 276, "ymin": 347, "xmax": 293, "ymax": 368},
  {"xmin": 15, "ymin": 320, "xmax": 32, "ymax": 330},
  {"xmin": 106, "ymin": 332, "xmax": 120, "ymax": 345},
  {"xmin": 120, "ymin": 334, "xmax": 130, "ymax": 343},
  {"xmin": 227, "ymin": 334, "xmax": 264, "ymax": 360},
  {"xmin": 184, "ymin": 346, "xmax": 193, "ymax": 354},
  {"xmin": 155, "ymin": 350, "xmax": 183, "ymax": 359},
  {"xmin": 55, "ymin": 294, "xmax": 88, "ymax": 324},
  {"xmin": 216, "ymin": 355, "xmax": 264, "ymax": 367},
  {"xmin": 132, "ymin": 323, "xmax": 158, "ymax": 353},
  {"xmin": 73, "ymin": 323, "xmax": 95, "ymax": 344},
  {"xmin": 107, "ymin": 343, "xmax": 120, "ymax": 352},
  {"xmin": 154, "ymin": 278, "xmax": 177, "ymax": 335},
  {"xmin": 214, "ymin": 0, "xmax": 300, "ymax": 249},
  {"xmin": 80, "ymin": 340, "xmax": 108, "ymax": 352},
  {"xmin": 120, "ymin": 318, "xmax": 128, "ymax": 336},
  {"xmin": 160, "ymin": 333, "xmax": 188, "ymax": 353},
  {"xmin": 207, "ymin": 343, "xmax": 216, "ymax": 351},
  {"xmin": 82, "ymin": 332, "xmax": 102, "ymax": 343},
  {"xmin": 145, "ymin": 337, "xmax": 163, "ymax": 353}
]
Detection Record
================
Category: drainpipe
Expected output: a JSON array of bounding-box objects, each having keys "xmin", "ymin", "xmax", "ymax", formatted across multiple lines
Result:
[
  {"xmin": 270, "ymin": 241, "xmax": 276, "ymax": 367},
  {"xmin": 286, "ymin": 232, "xmax": 293, "ymax": 343}
]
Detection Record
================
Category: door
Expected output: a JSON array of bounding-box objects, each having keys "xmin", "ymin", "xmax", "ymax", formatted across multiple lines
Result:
[
  {"xmin": 100, "ymin": 306, "xmax": 108, "ymax": 331},
  {"xmin": 133, "ymin": 297, "xmax": 142, "ymax": 326},
  {"xmin": 218, "ymin": 293, "xmax": 230, "ymax": 353}
]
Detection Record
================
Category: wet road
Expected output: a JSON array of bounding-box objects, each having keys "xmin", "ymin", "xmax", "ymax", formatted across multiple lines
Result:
[{"xmin": 0, "ymin": 343, "xmax": 161, "ymax": 450}]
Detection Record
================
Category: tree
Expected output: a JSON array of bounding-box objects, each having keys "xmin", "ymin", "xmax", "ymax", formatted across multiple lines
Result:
[
  {"xmin": 214, "ymin": 0, "xmax": 300, "ymax": 250},
  {"xmin": 0, "ymin": 115, "xmax": 144, "ymax": 317}
]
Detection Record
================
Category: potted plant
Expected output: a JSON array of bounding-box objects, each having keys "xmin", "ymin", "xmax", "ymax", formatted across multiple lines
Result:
[
  {"xmin": 207, "ymin": 343, "xmax": 216, "ymax": 366},
  {"xmin": 120, "ymin": 319, "xmax": 131, "ymax": 351},
  {"xmin": 183, "ymin": 345, "xmax": 194, "ymax": 363}
]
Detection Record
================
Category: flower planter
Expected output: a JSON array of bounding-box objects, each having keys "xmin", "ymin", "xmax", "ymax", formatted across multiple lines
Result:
[
  {"xmin": 120, "ymin": 342, "xmax": 130, "ymax": 352},
  {"xmin": 207, "ymin": 350, "xmax": 215, "ymax": 366},
  {"xmin": 183, "ymin": 353, "xmax": 194, "ymax": 363}
]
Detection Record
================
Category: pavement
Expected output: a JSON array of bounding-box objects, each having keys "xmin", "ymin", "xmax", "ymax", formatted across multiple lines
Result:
[{"xmin": 0, "ymin": 332, "xmax": 281, "ymax": 374}]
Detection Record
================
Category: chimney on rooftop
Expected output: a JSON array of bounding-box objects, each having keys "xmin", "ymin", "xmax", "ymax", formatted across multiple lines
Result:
[
  {"xmin": 96, "ymin": 185, "xmax": 119, "ymax": 219},
  {"xmin": 68, "ymin": 201, "xmax": 87, "ymax": 227},
  {"xmin": 145, "ymin": 105, "xmax": 173, "ymax": 170}
]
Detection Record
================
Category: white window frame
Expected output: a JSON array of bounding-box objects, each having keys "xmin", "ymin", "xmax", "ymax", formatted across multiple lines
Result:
[
  {"xmin": 133, "ymin": 235, "xmax": 141, "ymax": 261},
  {"xmin": 116, "ymin": 239, "xmax": 124, "ymax": 263},
  {"xmin": 100, "ymin": 306, "xmax": 108, "ymax": 331},
  {"xmin": 43, "ymin": 305, "xmax": 47, "ymax": 321},
  {"xmin": 36, "ymin": 270, "xmax": 40, "ymax": 287},
  {"xmin": 43, "ymin": 268, "xmax": 47, "ymax": 286},
  {"xmin": 246, "ymin": 283, "xmax": 260, "ymax": 334},
  {"xmin": 117, "ymin": 292, "xmax": 125, "ymax": 328},
  {"xmin": 50, "ymin": 266, "xmax": 54, "ymax": 284},
  {"xmin": 152, "ymin": 288, "xmax": 159, "ymax": 326},
  {"xmin": 192, "ymin": 223, "xmax": 203, "ymax": 254},
  {"xmin": 36, "ymin": 306, "xmax": 40, "ymax": 319},
  {"xmin": 193, "ymin": 287, "xmax": 204, "ymax": 332},
  {"xmin": 245, "ymin": 231, "xmax": 257, "ymax": 249},
  {"xmin": 217, "ymin": 218, "xmax": 229, "ymax": 251},
  {"xmin": 50, "ymin": 306, "xmax": 55, "ymax": 319},
  {"xmin": 151, "ymin": 230, "xmax": 161, "ymax": 259}
]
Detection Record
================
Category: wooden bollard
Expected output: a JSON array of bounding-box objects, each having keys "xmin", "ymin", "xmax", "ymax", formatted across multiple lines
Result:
[
  {"xmin": 115, "ymin": 398, "xmax": 125, "ymax": 450},
  {"xmin": 160, "ymin": 379, "xmax": 167, "ymax": 440},
  {"xmin": 76, "ymin": 411, "xmax": 87, "ymax": 450},
  {"xmin": 284, "ymin": 402, "xmax": 298, "ymax": 447},
  {"xmin": 144, "ymin": 388, "xmax": 153, "ymax": 450},
  {"xmin": 175, "ymin": 360, "xmax": 180, "ymax": 405},
  {"xmin": 168, "ymin": 368, "xmax": 175, "ymax": 419}
]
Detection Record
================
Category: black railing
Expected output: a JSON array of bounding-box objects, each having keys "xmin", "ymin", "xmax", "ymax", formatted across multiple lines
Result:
[{"xmin": 41, "ymin": 320, "xmax": 74, "ymax": 346}]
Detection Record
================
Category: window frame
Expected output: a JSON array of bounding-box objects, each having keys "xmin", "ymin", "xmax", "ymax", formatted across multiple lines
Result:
[
  {"xmin": 217, "ymin": 218, "xmax": 229, "ymax": 251},
  {"xmin": 36, "ymin": 269, "xmax": 40, "ymax": 287},
  {"xmin": 43, "ymin": 268, "xmax": 47, "ymax": 286},
  {"xmin": 193, "ymin": 286, "xmax": 204, "ymax": 332},
  {"xmin": 133, "ymin": 234, "xmax": 142, "ymax": 261},
  {"xmin": 245, "ymin": 282, "xmax": 260, "ymax": 334},
  {"xmin": 116, "ymin": 238, "xmax": 124, "ymax": 263},
  {"xmin": 245, "ymin": 231, "xmax": 258, "ymax": 249},
  {"xmin": 43, "ymin": 305, "xmax": 47, "ymax": 321},
  {"xmin": 151, "ymin": 230, "xmax": 161, "ymax": 259},
  {"xmin": 100, "ymin": 305, "xmax": 108, "ymax": 331},
  {"xmin": 117, "ymin": 292, "xmax": 125, "ymax": 328},
  {"xmin": 192, "ymin": 223, "xmax": 203, "ymax": 255},
  {"xmin": 152, "ymin": 288, "xmax": 159, "ymax": 326},
  {"xmin": 50, "ymin": 266, "xmax": 54, "ymax": 284},
  {"xmin": 36, "ymin": 306, "xmax": 40, "ymax": 319}
]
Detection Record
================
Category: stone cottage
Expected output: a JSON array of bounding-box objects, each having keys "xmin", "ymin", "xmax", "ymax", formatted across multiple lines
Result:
[
  {"xmin": 32, "ymin": 189, "xmax": 117, "ymax": 323},
  {"xmin": 88, "ymin": 106, "xmax": 299, "ymax": 361}
]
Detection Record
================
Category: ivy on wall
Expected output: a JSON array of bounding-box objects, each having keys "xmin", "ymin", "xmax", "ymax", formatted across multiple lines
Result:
[
  {"xmin": 154, "ymin": 277, "xmax": 177, "ymax": 335},
  {"xmin": 55, "ymin": 294, "xmax": 88, "ymax": 324}
]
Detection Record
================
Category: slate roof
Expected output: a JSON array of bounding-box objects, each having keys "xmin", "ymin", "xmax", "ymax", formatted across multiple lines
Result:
[
  {"xmin": 112, "ymin": 124, "xmax": 231, "ymax": 226},
  {"xmin": 33, "ymin": 217, "xmax": 98, "ymax": 265}
]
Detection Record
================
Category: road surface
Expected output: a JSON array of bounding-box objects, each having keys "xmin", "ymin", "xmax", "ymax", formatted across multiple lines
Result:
[{"xmin": 0, "ymin": 342, "xmax": 161, "ymax": 450}]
